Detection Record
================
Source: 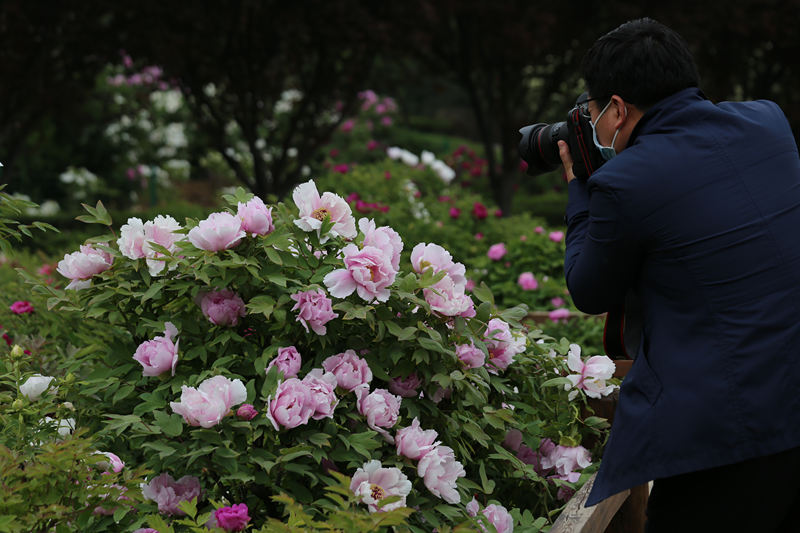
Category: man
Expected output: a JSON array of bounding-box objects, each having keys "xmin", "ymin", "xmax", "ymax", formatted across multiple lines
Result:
[{"xmin": 558, "ymin": 18, "xmax": 800, "ymax": 532}]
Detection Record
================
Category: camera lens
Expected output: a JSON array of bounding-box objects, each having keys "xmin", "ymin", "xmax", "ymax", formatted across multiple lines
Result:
[{"xmin": 518, "ymin": 121, "xmax": 569, "ymax": 175}]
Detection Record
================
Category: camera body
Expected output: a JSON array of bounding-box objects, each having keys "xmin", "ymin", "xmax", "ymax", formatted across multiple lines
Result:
[{"xmin": 518, "ymin": 95, "xmax": 606, "ymax": 180}]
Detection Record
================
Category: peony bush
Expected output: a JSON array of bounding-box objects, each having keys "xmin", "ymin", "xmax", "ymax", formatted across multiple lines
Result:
[{"xmin": 26, "ymin": 180, "xmax": 617, "ymax": 531}]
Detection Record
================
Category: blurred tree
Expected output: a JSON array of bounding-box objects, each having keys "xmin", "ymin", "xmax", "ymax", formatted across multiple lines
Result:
[
  {"xmin": 0, "ymin": 1, "xmax": 121, "ymax": 198},
  {"xmin": 384, "ymin": 0, "xmax": 603, "ymax": 214},
  {"xmin": 122, "ymin": 0, "xmax": 386, "ymax": 200}
]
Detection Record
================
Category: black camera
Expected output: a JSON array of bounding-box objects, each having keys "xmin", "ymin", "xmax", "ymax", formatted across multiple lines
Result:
[{"xmin": 518, "ymin": 93, "xmax": 606, "ymax": 180}]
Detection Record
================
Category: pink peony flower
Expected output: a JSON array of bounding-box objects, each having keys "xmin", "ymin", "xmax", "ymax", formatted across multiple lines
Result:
[
  {"xmin": 449, "ymin": 207, "xmax": 461, "ymax": 219},
  {"xmin": 301, "ymin": 369, "xmax": 339, "ymax": 420},
  {"xmin": 188, "ymin": 212, "xmax": 246, "ymax": 251},
  {"xmin": 236, "ymin": 404, "xmax": 258, "ymax": 421},
  {"xmin": 117, "ymin": 217, "xmax": 148, "ymax": 260},
  {"xmin": 324, "ymin": 243, "xmax": 397, "ymax": 303},
  {"xmin": 482, "ymin": 504, "xmax": 514, "ymax": 533},
  {"xmin": 133, "ymin": 529, "xmax": 158, "ymax": 533},
  {"xmin": 133, "ymin": 322, "xmax": 180, "ymax": 377},
  {"xmin": 381, "ymin": 116, "xmax": 393, "ymax": 127},
  {"xmin": 541, "ymin": 443, "xmax": 592, "ymax": 480},
  {"xmin": 465, "ymin": 279, "xmax": 476, "ymax": 292},
  {"xmin": 417, "ymin": 446, "xmax": 466, "ymax": 504},
  {"xmin": 322, "ymin": 350, "xmax": 372, "ymax": 391},
  {"xmin": 200, "ymin": 289, "xmax": 246, "ymax": 327},
  {"xmin": 367, "ymin": 139, "xmax": 379, "ymax": 150},
  {"xmin": 395, "ymin": 417, "xmax": 440, "ymax": 460},
  {"xmin": 475, "ymin": 232, "xmax": 484, "ymax": 240},
  {"xmin": 215, "ymin": 503, "xmax": 250, "ymax": 532},
  {"xmin": 9, "ymin": 301, "xmax": 33, "ymax": 314},
  {"xmin": 483, "ymin": 318, "xmax": 526, "ymax": 374},
  {"xmin": 355, "ymin": 386, "xmax": 401, "ymax": 437},
  {"xmin": 237, "ymin": 197, "xmax": 274, "ymax": 236},
  {"xmin": 266, "ymin": 378, "xmax": 315, "ymax": 430},
  {"xmin": 535, "ymin": 226, "xmax": 544, "ymax": 234},
  {"xmin": 456, "ymin": 342, "xmax": 485, "ymax": 369},
  {"xmin": 350, "ymin": 460, "xmax": 412, "ymax": 513},
  {"xmin": 56, "ymin": 243, "xmax": 114, "ymax": 290},
  {"xmin": 388, "ymin": 372, "xmax": 422, "ymax": 398},
  {"xmin": 267, "ymin": 346, "xmax": 302, "ymax": 378},
  {"xmin": 549, "ymin": 308, "xmax": 571, "ymax": 323},
  {"xmin": 564, "ymin": 344, "xmax": 616, "ymax": 400},
  {"xmin": 423, "ymin": 276, "xmax": 474, "ymax": 317},
  {"xmin": 549, "ymin": 231, "xmax": 564, "ymax": 243},
  {"xmin": 410, "ymin": 243, "xmax": 466, "ymax": 286},
  {"xmin": 142, "ymin": 473, "xmax": 202, "ymax": 516},
  {"xmin": 170, "ymin": 375, "xmax": 247, "ymax": 428},
  {"xmin": 292, "ymin": 179, "xmax": 357, "ymax": 243},
  {"xmin": 472, "ymin": 202, "xmax": 488, "ymax": 220},
  {"xmin": 290, "ymin": 289, "xmax": 338, "ymax": 335},
  {"xmin": 487, "ymin": 243, "xmax": 507, "ymax": 261},
  {"xmin": 551, "ymin": 297, "xmax": 566, "ymax": 307},
  {"xmin": 98, "ymin": 451, "xmax": 125, "ymax": 473},
  {"xmin": 20, "ymin": 374, "xmax": 55, "ymax": 400},
  {"xmin": 359, "ymin": 218, "xmax": 403, "ymax": 271},
  {"xmin": 466, "ymin": 497, "xmax": 480, "ymax": 517},
  {"xmin": 503, "ymin": 429, "xmax": 523, "ymax": 452},
  {"xmin": 118, "ymin": 216, "xmax": 185, "ymax": 275},
  {"xmin": 518, "ymin": 272, "xmax": 538, "ymax": 290}
]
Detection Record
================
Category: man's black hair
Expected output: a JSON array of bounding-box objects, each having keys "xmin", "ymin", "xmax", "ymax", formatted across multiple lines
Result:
[{"xmin": 581, "ymin": 18, "xmax": 700, "ymax": 110}]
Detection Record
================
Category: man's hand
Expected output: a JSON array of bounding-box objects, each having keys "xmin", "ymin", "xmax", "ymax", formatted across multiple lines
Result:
[{"xmin": 558, "ymin": 140, "xmax": 576, "ymax": 183}]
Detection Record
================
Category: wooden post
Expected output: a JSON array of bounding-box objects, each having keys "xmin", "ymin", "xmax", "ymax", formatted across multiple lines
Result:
[{"xmin": 549, "ymin": 473, "xmax": 630, "ymax": 533}]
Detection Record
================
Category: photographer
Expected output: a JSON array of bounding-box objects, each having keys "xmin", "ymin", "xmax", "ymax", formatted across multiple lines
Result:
[{"xmin": 557, "ymin": 18, "xmax": 800, "ymax": 531}]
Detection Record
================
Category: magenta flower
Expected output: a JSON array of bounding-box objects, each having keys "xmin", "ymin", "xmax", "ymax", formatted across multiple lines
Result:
[
  {"xmin": 301, "ymin": 369, "xmax": 339, "ymax": 420},
  {"xmin": 236, "ymin": 404, "xmax": 258, "ymax": 421},
  {"xmin": 395, "ymin": 417, "xmax": 440, "ymax": 460},
  {"xmin": 350, "ymin": 460, "xmax": 412, "ymax": 513},
  {"xmin": 324, "ymin": 243, "xmax": 397, "ymax": 303},
  {"xmin": 334, "ymin": 163, "xmax": 350, "ymax": 174},
  {"xmin": 322, "ymin": 350, "xmax": 372, "ymax": 391},
  {"xmin": 267, "ymin": 346, "xmax": 302, "ymax": 378},
  {"xmin": 56, "ymin": 243, "xmax": 114, "ymax": 290},
  {"xmin": 449, "ymin": 207, "xmax": 461, "ymax": 219},
  {"xmin": 388, "ymin": 372, "xmax": 422, "ymax": 398},
  {"xmin": 200, "ymin": 289, "xmax": 246, "ymax": 327},
  {"xmin": 367, "ymin": 139, "xmax": 379, "ymax": 150},
  {"xmin": 417, "ymin": 446, "xmax": 466, "ymax": 504},
  {"xmin": 292, "ymin": 179, "xmax": 357, "ymax": 243},
  {"xmin": 487, "ymin": 243, "xmax": 507, "ymax": 261},
  {"xmin": 142, "ymin": 473, "xmax": 202, "ymax": 516},
  {"xmin": 9, "ymin": 301, "xmax": 33, "ymax": 314},
  {"xmin": 535, "ymin": 226, "xmax": 544, "ymax": 234},
  {"xmin": 188, "ymin": 212, "xmax": 246, "ymax": 251},
  {"xmin": 340, "ymin": 119, "xmax": 355, "ymax": 132},
  {"xmin": 170, "ymin": 375, "xmax": 247, "ymax": 428},
  {"xmin": 551, "ymin": 297, "xmax": 566, "ymax": 307},
  {"xmin": 133, "ymin": 322, "xmax": 179, "ymax": 377},
  {"xmin": 549, "ymin": 230, "xmax": 564, "ymax": 243},
  {"xmin": 237, "ymin": 196, "xmax": 274, "ymax": 236},
  {"xmin": 472, "ymin": 202, "xmax": 488, "ymax": 220},
  {"xmin": 518, "ymin": 272, "xmax": 538, "ymax": 290},
  {"xmin": 290, "ymin": 289, "xmax": 338, "ymax": 335},
  {"xmin": 456, "ymin": 342, "xmax": 485, "ymax": 369},
  {"xmin": 266, "ymin": 378, "xmax": 315, "ymax": 430},
  {"xmin": 564, "ymin": 344, "xmax": 616, "ymax": 400},
  {"xmin": 214, "ymin": 503, "xmax": 251, "ymax": 532}
]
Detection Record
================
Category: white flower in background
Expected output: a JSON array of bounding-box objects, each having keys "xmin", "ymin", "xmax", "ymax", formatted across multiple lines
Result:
[
  {"xmin": 402, "ymin": 180, "xmax": 430, "ymax": 221},
  {"xmin": 203, "ymin": 83, "xmax": 217, "ymax": 98},
  {"xmin": 275, "ymin": 89, "xmax": 303, "ymax": 114},
  {"xmin": 387, "ymin": 147, "xmax": 456, "ymax": 183},
  {"xmin": 42, "ymin": 416, "xmax": 76, "ymax": 438},
  {"xmin": 149, "ymin": 89, "xmax": 183, "ymax": 113},
  {"xmin": 20, "ymin": 374, "xmax": 56, "ymax": 400}
]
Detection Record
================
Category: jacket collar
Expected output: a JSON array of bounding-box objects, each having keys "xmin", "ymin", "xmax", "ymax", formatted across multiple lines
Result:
[{"xmin": 628, "ymin": 87, "xmax": 708, "ymax": 146}]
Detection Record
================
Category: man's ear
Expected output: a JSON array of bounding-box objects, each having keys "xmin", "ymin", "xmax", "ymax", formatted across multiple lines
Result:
[{"xmin": 610, "ymin": 95, "xmax": 628, "ymax": 129}]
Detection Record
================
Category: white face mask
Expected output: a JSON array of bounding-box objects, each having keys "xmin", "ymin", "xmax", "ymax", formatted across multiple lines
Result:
[{"xmin": 590, "ymin": 99, "xmax": 626, "ymax": 160}]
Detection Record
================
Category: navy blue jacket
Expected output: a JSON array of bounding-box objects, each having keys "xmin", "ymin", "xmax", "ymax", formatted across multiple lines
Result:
[{"xmin": 564, "ymin": 87, "xmax": 800, "ymax": 506}]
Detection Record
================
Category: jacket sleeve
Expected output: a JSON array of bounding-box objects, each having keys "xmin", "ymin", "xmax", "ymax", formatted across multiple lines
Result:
[{"xmin": 564, "ymin": 178, "xmax": 641, "ymax": 314}]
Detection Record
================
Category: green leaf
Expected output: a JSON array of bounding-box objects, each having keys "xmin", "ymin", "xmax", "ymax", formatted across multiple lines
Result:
[
  {"xmin": 154, "ymin": 409, "xmax": 184, "ymax": 437},
  {"xmin": 141, "ymin": 281, "xmax": 164, "ymax": 302},
  {"xmin": 266, "ymin": 247, "xmax": 283, "ymax": 265},
  {"xmin": 541, "ymin": 376, "xmax": 572, "ymax": 388},
  {"xmin": 472, "ymin": 282, "xmax": 495, "ymax": 305},
  {"xmin": 479, "ymin": 462, "xmax": 496, "ymax": 494}
]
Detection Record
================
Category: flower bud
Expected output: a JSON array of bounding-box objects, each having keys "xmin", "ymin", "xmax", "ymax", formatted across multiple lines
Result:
[
  {"xmin": 10, "ymin": 344, "xmax": 24, "ymax": 358},
  {"xmin": 11, "ymin": 399, "xmax": 24, "ymax": 410}
]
